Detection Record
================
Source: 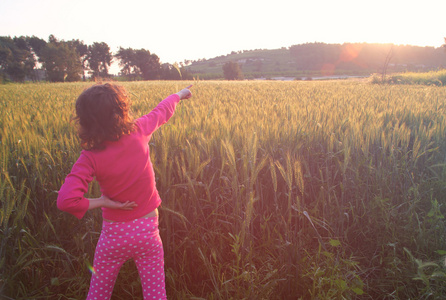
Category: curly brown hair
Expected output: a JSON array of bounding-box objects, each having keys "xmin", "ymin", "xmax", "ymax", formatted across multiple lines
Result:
[{"xmin": 74, "ymin": 83, "xmax": 135, "ymax": 150}]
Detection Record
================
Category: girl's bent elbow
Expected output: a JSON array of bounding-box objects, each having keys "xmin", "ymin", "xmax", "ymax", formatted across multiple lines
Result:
[
  {"xmin": 57, "ymin": 196, "xmax": 69, "ymax": 212},
  {"xmin": 57, "ymin": 197, "xmax": 87, "ymax": 219}
]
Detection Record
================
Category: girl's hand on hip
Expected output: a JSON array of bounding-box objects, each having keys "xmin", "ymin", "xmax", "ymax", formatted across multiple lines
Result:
[
  {"xmin": 88, "ymin": 195, "xmax": 137, "ymax": 211},
  {"xmin": 108, "ymin": 200, "xmax": 138, "ymax": 210},
  {"xmin": 102, "ymin": 195, "xmax": 138, "ymax": 210}
]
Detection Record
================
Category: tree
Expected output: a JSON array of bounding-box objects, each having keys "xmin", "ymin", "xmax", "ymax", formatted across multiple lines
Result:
[
  {"xmin": 40, "ymin": 36, "xmax": 82, "ymax": 82},
  {"xmin": 114, "ymin": 48, "xmax": 160, "ymax": 80},
  {"xmin": 26, "ymin": 35, "xmax": 47, "ymax": 58},
  {"xmin": 223, "ymin": 61, "xmax": 243, "ymax": 80},
  {"xmin": 0, "ymin": 36, "xmax": 35, "ymax": 82},
  {"xmin": 70, "ymin": 39, "xmax": 88, "ymax": 80},
  {"xmin": 115, "ymin": 47, "xmax": 136, "ymax": 78},
  {"xmin": 87, "ymin": 42, "xmax": 112, "ymax": 79},
  {"xmin": 133, "ymin": 49, "xmax": 160, "ymax": 80},
  {"xmin": 0, "ymin": 40, "xmax": 12, "ymax": 71}
]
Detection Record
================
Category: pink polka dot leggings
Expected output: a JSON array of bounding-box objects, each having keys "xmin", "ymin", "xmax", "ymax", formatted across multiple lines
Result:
[{"xmin": 86, "ymin": 216, "xmax": 167, "ymax": 300}]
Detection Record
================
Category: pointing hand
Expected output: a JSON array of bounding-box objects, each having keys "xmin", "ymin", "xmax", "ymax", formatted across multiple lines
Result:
[{"xmin": 176, "ymin": 85, "xmax": 193, "ymax": 100}]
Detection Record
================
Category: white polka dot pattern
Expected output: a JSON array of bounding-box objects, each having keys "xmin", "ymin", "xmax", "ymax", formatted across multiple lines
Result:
[{"xmin": 86, "ymin": 216, "xmax": 167, "ymax": 300}]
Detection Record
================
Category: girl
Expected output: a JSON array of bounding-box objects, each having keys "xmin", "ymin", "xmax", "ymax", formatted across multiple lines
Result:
[{"xmin": 57, "ymin": 83, "xmax": 192, "ymax": 299}]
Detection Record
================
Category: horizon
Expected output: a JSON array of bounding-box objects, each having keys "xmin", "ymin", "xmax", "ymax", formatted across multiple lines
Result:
[{"xmin": 1, "ymin": 0, "xmax": 444, "ymax": 66}]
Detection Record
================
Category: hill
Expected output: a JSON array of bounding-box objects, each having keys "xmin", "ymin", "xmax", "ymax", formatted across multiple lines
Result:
[{"xmin": 185, "ymin": 43, "xmax": 446, "ymax": 80}]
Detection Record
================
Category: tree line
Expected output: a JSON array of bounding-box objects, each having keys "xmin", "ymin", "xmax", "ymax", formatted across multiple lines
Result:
[{"xmin": 0, "ymin": 35, "xmax": 193, "ymax": 82}]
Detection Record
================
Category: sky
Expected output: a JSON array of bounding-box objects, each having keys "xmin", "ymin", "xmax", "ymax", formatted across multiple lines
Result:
[{"xmin": 1, "ymin": 0, "xmax": 445, "ymax": 68}]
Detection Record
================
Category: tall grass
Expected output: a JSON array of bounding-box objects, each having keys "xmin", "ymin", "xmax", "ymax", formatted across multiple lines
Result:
[
  {"xmin": 1, "ymin": 80, "xmax": 445, "ymax": 299},
  {"xmin": 371, "ymin": 69, "xmax": 446, "ymax": 86}
]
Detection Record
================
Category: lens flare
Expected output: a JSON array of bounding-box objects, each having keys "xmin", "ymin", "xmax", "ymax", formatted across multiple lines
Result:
[
  {"xmin": 86, "ymin": 262, "xmax": 97, "ymax": 276},
  {"xmin": 320, "ymin": 43, "xmax": 367, "ymax": 75},
  {"xmin": 339, "ymin": 44, "xmax": 361, "ymax": 62}
]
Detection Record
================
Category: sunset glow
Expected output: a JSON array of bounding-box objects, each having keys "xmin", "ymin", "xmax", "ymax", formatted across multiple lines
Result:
[
  {"xmin": 0, "ymin": 0, "xmax": 444, "ymax": 64},
  {"xmin": 339, "ymin": 44, "xmax": 361, "ymax": 63}
]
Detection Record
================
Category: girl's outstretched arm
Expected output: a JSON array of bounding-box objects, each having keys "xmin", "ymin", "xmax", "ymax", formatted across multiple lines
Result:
[{"xmin": 137, "ymin": 85, "xmax": 193, "ymax": 136}]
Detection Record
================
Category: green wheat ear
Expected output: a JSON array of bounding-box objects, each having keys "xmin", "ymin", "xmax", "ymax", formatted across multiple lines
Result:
[{"xmin": 173, "ymin": 63, "xmax": 182, "ymax": 79}]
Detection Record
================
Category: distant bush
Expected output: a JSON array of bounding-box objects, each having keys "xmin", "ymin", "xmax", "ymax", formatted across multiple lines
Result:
[
  {"xmin": 371, "ymin": 70, "xmax": 446, "ymax": 86},
  {"xmin": 223, "ymin": 61, "xmax": 244, "ymax": 80}
]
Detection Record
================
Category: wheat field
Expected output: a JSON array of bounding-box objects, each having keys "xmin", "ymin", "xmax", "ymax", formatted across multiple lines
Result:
[{"xmin": 1, "ymin": 80, "xmax": 445, "ymax": 299}]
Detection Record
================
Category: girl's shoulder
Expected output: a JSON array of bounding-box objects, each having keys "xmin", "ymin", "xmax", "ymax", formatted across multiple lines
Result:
[{"xmin": 133, "ymin": 115, "xmax": 154, "ymax": 135}]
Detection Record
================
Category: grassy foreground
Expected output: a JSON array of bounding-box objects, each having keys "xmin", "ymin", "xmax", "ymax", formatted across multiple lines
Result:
[{"xmin": 1, "ymin": 80, "xmax": 445, "ymax": 299}]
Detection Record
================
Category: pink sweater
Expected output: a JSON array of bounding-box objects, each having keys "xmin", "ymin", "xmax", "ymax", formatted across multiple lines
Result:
[{"xmin": 57, "ymin": 94, "xmax": 181, "ymax": 221}]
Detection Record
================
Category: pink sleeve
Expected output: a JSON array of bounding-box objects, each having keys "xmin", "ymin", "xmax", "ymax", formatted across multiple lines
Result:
[
  {"xmin": 57, "ymin": 153, "xmax": 94, "ymax": 219},
  {"xmin": 137, "ymin": 94, "xmax": 180, "ymax": 135}
]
